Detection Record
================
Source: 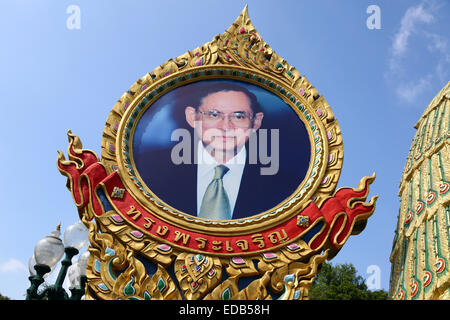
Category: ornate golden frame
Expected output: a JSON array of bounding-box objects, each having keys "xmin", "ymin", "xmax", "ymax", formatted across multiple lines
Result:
[
  {"xmin": 100, "ymin": 9, "xmax": 343, "ymax": 232},
  {"xmin": 57, "ymin": 6, "xmax": 376, "ymax": 300},
  {"xmin": 112, "ymin": 66, "xmax": 327, "ymax": 234}
]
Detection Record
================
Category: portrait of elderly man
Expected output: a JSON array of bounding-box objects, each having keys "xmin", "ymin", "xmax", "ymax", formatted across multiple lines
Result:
[{"xmin": 135, "ymin": 80, "xmax": 307, "ymax": 220}]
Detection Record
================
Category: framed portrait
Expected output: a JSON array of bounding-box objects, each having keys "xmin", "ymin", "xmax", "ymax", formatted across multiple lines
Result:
[
  {"xmin": 57, "ymin": 8, "xmax": 379, "ymax": 301},
  {"xmin": 81, "ymin": 10, "xmax": 343, "ymax": 262},
  {"xmin": 110, "ymin": 65, "xmax": 330, "ymax": 236},
  {"xmin": 131, "ymin": 78, "xmax": 311, "ymax": 221}
]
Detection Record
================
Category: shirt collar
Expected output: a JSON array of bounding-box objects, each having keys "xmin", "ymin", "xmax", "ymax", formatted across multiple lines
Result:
[{"xmin": 197, "ymin": 141, "xmax": 246, "ymax": 177}]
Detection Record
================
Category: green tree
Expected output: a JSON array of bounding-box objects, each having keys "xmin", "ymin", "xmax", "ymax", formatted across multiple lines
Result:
[
  {"xmin": 309, "ymin": 262, "xmax": 389, "ymax": 300},
  {"xmin": 0, "ymin": 292, "xmax": 10, "ymax": 300}
]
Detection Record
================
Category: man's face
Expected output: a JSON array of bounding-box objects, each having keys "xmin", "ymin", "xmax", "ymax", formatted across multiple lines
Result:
[{"xmin": 185, "ymin": 90, "xmax": 263, "ymax": 154}]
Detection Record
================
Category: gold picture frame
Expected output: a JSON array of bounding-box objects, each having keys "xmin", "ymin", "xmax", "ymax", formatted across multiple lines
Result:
[{"xmin": 57, "ymin": 6, "xmax": 376, "ymax": 300}]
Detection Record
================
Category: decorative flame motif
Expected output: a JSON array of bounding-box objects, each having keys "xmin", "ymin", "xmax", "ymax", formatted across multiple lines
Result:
[{"xmin": 58, "ymin": 132, "xmax": 376, "ymax": 300}]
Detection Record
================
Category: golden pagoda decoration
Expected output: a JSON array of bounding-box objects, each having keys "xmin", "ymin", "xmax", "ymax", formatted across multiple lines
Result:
[{"xmin": 390, "ymin": 82, "xmax": 450, "ymax": 300}]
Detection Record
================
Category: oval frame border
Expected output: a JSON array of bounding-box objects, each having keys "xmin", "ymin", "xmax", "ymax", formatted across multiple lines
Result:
[{"xmin": 112, "ymin": 65, "xmax": 329, "ymax": 236}]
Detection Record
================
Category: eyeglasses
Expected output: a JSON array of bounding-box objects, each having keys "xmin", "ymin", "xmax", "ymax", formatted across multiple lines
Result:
[{"xmin": 197, "ymin": 109, "xmax": 254, "ymax": 127}]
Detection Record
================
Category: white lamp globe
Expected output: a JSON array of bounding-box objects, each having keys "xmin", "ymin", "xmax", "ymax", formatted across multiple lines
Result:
[
  {"xmin": 34, "ymin": 224, "xmax": 65, "ymax": 268},
  {"xmin": 28, "ymin": 254, "xmax": 56, "ymax": 278},
  {"xmin": 28, "ymin": 255, "xmax": 37, "ymax": 276},
  {"xmin": 77, "ymin": 251, "xmax": 90, "ymax": 276},
  {"xmin": 68, "ymin": 262, "xmax": 81, "ymax": 289},
  {"xmin": 64, "ymin": 220, "xmax": 89, "ymax": 250}
]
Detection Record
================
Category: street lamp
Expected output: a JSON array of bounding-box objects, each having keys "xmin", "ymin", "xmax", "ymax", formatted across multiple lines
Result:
[
  {"xmin": 68, "ymin": 251, "xmax": 89, "ymax": 300},
  {"xmin": 26, "ymin": 221, "xmax": 89, "ymax": 300}
]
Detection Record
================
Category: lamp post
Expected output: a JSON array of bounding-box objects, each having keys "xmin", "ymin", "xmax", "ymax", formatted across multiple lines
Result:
[{"xmin": 26, "ymin": 221, "xmax": 89, "ymax": 300}]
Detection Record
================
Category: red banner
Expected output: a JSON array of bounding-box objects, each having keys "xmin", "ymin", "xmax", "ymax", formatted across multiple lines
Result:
[{"xmin": 58, "ymin": 133, "xmax": 376, "ymax": 255}]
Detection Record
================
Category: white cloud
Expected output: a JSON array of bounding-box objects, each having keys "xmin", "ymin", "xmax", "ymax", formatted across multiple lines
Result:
[
  {"xmin": 395, "ymin": 74, "xmax": 433, "ymax": 104},
  {"xmin": 391, "ymin": 4, "xmax": 434, "ymax": 58},
  {"xmin": 425, "ymin": 33, "xmax": 448, "ymax": 53},
  {"xmin": 386, "ymin": 0, "xmax": 450, "ymax": 104},
  {"xmin": 0, "ymin": 259, "xmax": 27, "ymax": 274},
  {"xmin": 425, "ymin": 32, "xmax": 450, "ymax": 81}
]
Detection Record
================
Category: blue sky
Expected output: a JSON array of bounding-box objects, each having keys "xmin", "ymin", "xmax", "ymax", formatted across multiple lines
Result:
[{"xmin": 0, "ymin": 0, "xmax": 449, "ymax": 299}]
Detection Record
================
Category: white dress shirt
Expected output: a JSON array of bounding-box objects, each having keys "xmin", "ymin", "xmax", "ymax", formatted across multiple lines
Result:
[{"xmin": 196, "ymin": 141, "xmax": 246, "ymax": 218}]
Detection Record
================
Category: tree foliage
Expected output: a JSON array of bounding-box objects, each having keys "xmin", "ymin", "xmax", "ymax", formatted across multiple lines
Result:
[
  {"xmin": 309, "ymin": 262, "xmax": 389, "ymax": 300},
  {"xmin": 0, "ymin": 292, "xmax": 10, "ymax": 300}
]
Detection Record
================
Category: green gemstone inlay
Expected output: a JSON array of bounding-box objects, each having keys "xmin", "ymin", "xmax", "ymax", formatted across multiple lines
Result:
[
  {"xmin": 107, "ymin": 260, "xmax": 117, "ymax": 280},
  {"xmin": 124, "ymin": 276, "xmax": 136, "ymax": 296},
  {"xmin": 144, "ymin": 291, "xmax": 152, "ymax": 300},
  {"xmin": 157, "ymin": 277, "xmax": 166, "ymax": 292},
  {"xmin": 222, "ymin": 287, "xmax": 231, "ymax": 300}
]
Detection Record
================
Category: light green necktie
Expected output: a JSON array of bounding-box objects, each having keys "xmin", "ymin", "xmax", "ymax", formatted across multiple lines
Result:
[{"xmin": 199, "ymin": 165, "xmax": 231, "ymax": 220}]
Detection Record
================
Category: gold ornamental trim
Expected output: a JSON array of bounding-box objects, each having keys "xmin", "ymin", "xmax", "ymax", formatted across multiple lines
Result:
[{"xmin": 56, "ymin": 6, "xmax": 377, "ymax": 301}]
